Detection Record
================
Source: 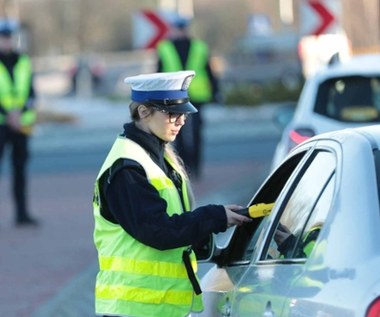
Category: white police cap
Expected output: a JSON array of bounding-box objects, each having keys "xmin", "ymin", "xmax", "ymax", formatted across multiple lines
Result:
[{"xmin": 124, "ymin": 70, "xmax": 198, "ymax": 114}]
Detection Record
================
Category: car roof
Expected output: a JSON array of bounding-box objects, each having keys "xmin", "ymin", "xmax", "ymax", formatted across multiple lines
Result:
[
  {"xmin": 313, "ymin": 54, "xmax": 380, "ymax": 81},
  {"xmin": 302, "ymin": 125, "xmax": 380, "ymax": 150}
]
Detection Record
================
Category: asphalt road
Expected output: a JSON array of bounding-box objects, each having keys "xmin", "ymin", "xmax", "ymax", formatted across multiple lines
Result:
[
  {"xmin": 26, "ymin": 130, "xmax": 278, "ymax": 173},
  {"xmin": 25, "ymin": 98, "xmax": 281, "ymax": 173}
]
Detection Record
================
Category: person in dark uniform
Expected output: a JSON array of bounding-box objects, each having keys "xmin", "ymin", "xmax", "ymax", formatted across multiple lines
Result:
[
  {"xmin": 156, "ymin": 15, "xmax": 219, "ymax": 179},
  {"xmin": 0, "ymin": 21, "xmax": 39, "ymax": 226},
  {"xmin": 93, "ymin": 71, "xmax": 250, "ymax": 317}
]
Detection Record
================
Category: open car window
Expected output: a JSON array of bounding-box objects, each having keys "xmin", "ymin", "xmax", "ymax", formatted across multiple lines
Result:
[
  {"xmin": 226, "ymin": 150, "xmax": 309, "ymax": 264},
  {"xmin": 262, "ymin": 150, "xmax": 336, "ymax": 261}
]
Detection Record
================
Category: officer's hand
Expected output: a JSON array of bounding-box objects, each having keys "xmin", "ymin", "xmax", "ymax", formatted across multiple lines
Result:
[
  {"xmin": 274, "ymin": 223, "xmax": 292, "ymax": 245},
  {"xmin": 224, "ymin": 204, "xmax": 252, "ymax": 227}
]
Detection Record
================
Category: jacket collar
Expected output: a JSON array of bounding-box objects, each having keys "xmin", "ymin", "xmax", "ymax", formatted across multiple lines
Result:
[{"xmin": 123, "ymin": 122, "xmax": 167, "ymax": 172}]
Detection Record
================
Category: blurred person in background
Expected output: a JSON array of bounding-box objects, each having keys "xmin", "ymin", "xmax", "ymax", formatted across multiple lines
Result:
[
  {"xmin": 69, "ymin": 56, "xmax": 105, "ymax": 96},
  {"xmin": 156, "ymin": 14, "xmax": 219, "ymax": 180},
  {"xmin": 93, "ymin": 71, "xmax": 250, "ymax": 317},
  {"xmin": 0, "ymin": 20, "xmax": 39, "ymax": 226}
]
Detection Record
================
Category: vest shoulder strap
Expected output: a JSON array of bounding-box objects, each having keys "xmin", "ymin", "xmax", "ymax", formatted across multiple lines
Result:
[
  {"xmin": 104, "ymin": 158, "xmax": 144, "ymax": 190},
  {"xmin": 98, "ymin": 158, "xmax": 145, "ymax": 222}
]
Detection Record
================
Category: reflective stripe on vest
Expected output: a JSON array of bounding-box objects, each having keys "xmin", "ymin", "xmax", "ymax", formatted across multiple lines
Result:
[
  {"xmin": 0, "ymin": 55, "xmax": 34, "ymax": 125},
  {"xmin": 93, "ymin": 137, "xmax": 203, "ymax": 317},
  {"xmin": 157, "ymin": 40, "xmax": 212, "ymax": 102}
]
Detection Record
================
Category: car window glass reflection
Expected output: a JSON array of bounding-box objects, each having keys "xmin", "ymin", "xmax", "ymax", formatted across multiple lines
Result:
[
  {"xmin": 292, "ymin": 173, "xmax": 335, "ymax": 259},
  {"xmin": 264, "ymin": 151, "xmax": 336, "ymax": 260},
  {"xmin": 315, "ymin": 76, "xmax": 380, "ymax": 123}
]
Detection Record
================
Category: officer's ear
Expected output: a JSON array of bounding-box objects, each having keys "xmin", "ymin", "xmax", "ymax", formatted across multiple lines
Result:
[{"xmin": 137, "ymin": 105, "xmax": 152, "ymax": 119}]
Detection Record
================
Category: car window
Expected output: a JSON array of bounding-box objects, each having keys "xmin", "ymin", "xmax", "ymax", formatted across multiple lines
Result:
[
  {"xmin": 263, "ymin": 150, "xmax": 336, "ymax": 261},
  {"xmin": 314, "ymin": 76, "xmax": 380, "ymax": 123},
  {"xmin": 232, "ymin": 151, "xmax": 308, "ymax": 263},
  {"xmin": 292, "ymin": 173, "xmax": 335, "ymax": 259}
]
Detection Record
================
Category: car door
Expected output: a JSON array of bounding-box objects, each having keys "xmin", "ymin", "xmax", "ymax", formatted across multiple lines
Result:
[
  {"xmin": 196, "ymin": 149, "xmax": 313, "ymax": 317},
  {"xmin": 229, "ymin": 147, "xmax": 337, "ymax": 317}
]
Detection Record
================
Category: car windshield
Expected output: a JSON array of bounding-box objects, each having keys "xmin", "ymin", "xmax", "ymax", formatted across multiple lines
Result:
[{"xmin": 314, "ymin": 76, "xmax": 380, "ymax": 123}]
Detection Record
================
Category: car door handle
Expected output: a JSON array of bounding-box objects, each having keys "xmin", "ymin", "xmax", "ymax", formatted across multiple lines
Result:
[{"xmin": 262, "ymin": 301, "xmax": 275, "ymax": 317}]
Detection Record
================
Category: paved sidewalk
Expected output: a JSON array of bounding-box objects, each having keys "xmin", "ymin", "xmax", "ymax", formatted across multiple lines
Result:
[{"xmin": 0, "ymin": 97, "xmax": 283, "ymax": 317}]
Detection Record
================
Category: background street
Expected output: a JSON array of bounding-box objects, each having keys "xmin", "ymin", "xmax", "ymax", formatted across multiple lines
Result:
[{"xmin": 0, "ymin": 97, "xmax": 283, "ymax": 316}]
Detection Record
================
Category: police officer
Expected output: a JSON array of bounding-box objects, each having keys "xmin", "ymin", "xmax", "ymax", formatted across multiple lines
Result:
[
  {"xmin": 0, "ymin": 21, "xmax": 38, "ymax": 226},
  {"xmin": 93, "ymin": 71, "xmax": 250, "ymax": 317},
  {"xmin": 156, "ymin": 15, "xmax": 219, "ymax": 179}
]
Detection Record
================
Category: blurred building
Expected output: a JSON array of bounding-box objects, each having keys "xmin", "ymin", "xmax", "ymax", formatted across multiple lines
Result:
[{"xmin": 0, "ymin": 0, "xmax": 378, "ymax": 97}]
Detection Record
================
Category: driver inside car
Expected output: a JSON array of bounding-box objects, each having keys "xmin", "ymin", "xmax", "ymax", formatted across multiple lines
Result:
[{"xmin": 274, "ymin": 222, "xmax": 322, "ymax": 258}]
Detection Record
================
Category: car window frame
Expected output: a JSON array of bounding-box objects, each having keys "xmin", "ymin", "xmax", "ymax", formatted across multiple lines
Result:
[
  {"xmin": 218, "ymin": 145, "xmax": 316, "ymax": 267},
  {"xmin": 290, "ymin": 171, "xmax": 335, "ymax": 259},
  {"xmin": 258, "ymin": 148, "xmax": 337, "ymax": 264}
]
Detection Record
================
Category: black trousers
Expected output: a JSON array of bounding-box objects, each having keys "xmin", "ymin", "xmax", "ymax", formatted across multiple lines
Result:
[
  {"xmin": 0, "ymin": 125, "xmax": 30, "ymax": 220},
  {"xmin": 174, "ymin": 103, "xmax": 204, "ymax": 179}
]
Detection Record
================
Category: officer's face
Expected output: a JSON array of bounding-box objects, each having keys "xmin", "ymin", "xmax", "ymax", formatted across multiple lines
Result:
[{"xmin": 148, "ymin": 109, "xmax": 186, "ymax": 142}]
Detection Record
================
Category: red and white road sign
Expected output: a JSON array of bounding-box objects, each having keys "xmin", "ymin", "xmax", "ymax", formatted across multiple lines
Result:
[
  {"xmin": 300, "ymin": 0, "xmax": 341, "ymax": 36},
  {"xmin": 132, "ymin": 10, "xmax": 170, "ymax": 49}
]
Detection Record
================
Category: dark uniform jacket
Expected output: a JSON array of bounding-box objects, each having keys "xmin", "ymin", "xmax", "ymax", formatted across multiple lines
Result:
[{"xmin": 99, "ymin": 122, "xmax": 227, "ymax": 250}]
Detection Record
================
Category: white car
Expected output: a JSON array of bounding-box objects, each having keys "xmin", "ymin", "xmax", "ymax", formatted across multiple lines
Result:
[
  {"xmin": 272, "ymin": 53, "xmax": 380, "ymax": 169},
  {"xmin": 194, "ymin": 125, "xmax": 380, "ymax": 317}
]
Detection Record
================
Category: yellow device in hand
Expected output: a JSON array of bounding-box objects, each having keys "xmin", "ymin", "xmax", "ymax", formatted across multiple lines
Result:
[{"xmin": 236, "ymin": 202, "xmax": 275, "ymax": 218}]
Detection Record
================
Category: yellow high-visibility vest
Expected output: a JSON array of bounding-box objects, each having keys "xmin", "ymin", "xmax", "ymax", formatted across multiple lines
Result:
[
  {"xmin": 0, "ymin": 54, "xmax": 35, "ymax": 126},
  {"xmin": 157, "ymin": 39, "xmax": 213, "ymax": 103},
  {"xmin": 93, "ymin": 136, "xmax": 203, "ymax": 317}
]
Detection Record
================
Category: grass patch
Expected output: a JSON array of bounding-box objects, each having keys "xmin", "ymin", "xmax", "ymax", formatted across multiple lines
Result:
[
  {"xmin": 222, "ymin": 80, "xmax": 304, "ymax": 106},
  {"xmin": 36, "ymin": 109, "xmax": 77, "ymax": 124}
]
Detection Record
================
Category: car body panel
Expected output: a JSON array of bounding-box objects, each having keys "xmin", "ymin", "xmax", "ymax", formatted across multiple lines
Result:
[{"xmin": 196, "ymin": 126, "xmax": 380, "ymax": 317}]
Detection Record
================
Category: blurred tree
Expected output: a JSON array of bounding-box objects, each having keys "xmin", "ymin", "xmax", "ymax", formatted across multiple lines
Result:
[
  {"xmin": 0, "ymin": 0, "xmax": 248, "ymax": 56},
  {"xmin": 0, "ymin": 0, "xmax": 377, "ymax": 57}
]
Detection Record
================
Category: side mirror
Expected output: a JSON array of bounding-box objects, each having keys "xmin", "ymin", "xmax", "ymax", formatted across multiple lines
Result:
[
  {"xmin": 196, "ymin": 228, "xmax": 236, "ymax": 263},
  {"xmin": 194, "ymin": 234, "xmax": 216, "ymax": 262}
]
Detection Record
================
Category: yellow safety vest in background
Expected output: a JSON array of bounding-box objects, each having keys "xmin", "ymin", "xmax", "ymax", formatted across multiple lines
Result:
[
  {"xmin": 0, "ymin": 54, "xmax": 35, "ymax": 126},
  {"xmin": 93, "ymin": 137, "xmax": 203, "ymax": 317},
  {"xmin": 157, "ymin": 39, "xmax": 213, "ymax": 103}
]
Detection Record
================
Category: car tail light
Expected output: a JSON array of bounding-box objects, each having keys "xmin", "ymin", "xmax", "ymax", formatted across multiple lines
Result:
[
  {"xmin": 367, "ymin": 297, "xmax": 380, "ymax": 317},
  {"xmin": 288, "ymin": 128, "xmax": 315, "ymax": 152}
]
